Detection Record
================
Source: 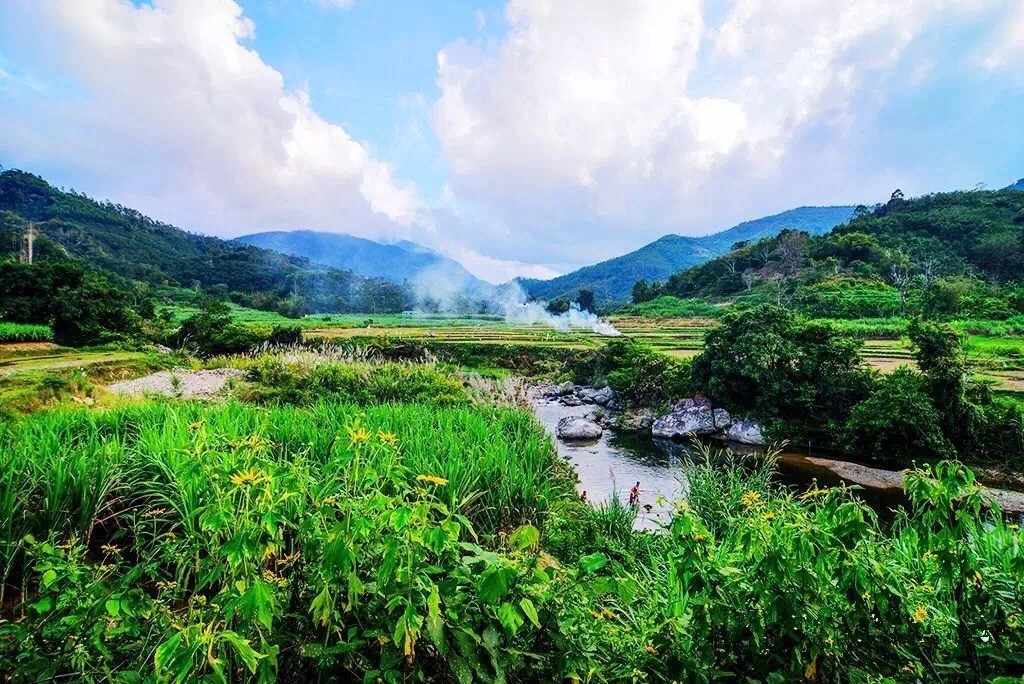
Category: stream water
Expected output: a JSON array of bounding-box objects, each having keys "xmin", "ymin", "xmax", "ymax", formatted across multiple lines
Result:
[{"xmin": 530, "ymin": 394, "xmax": 1024, "ymax": 529}]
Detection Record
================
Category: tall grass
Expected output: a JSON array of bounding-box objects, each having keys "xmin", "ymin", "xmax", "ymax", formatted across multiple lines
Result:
[{"xmin": 0, "ymin": 323, "xmax": 53, "ymax": 343}]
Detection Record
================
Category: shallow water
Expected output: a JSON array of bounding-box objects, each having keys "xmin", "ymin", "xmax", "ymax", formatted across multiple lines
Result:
[{"xmin": 531, "ymin": 395, "xmax": 909, "ymax": 529}]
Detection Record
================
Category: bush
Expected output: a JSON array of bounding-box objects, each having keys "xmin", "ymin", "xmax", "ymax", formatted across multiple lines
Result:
[
  {"xmin": 845, "ymin": 367, "xmax": 955, "ymax": 462},
  {"xmin": 243, "ymin": 352, "xmax": 468, "ymax": 406},
  {"xmin": 691, "ymin": 305, "xmax": 873, "ymax": 443},
  {"xmin": 570, "ymin": 337, "xmax": 693, "ymax": 407}
]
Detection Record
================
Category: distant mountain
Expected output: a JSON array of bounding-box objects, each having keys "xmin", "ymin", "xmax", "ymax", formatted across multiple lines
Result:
[
  {"xmin": 519, "ymin": 206, "xmax": 857, "ymax": 305},
  {"xmin": 235, "ymin": 230, "xmax": 495, "ymax": 305},
  {"xmin": 1006, "ymin": 178, "xmax": 1024, "ymax": 192},
  {"xmin": 0, "ymin": 168, "xmax": 411, "ymax": 314}
]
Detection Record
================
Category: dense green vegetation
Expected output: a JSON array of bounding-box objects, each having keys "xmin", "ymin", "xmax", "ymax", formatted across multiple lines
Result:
[
  {"xmin": 643, "ymin": 189, "xmax": 1024, "ymax": 323},
  {"xmin": 692, "ymin": 306, "xmax": 1024, "ymax": 468},
  {"xmin": 0, "ymin": 323, "xmax": 52, "ymax": 344},
  {"xmin": 0, "ymin": 169, "xmax": 416, "ymax": 318},
  {"xmin": 521, "ymin": 206, "xmax": 854, "ymax": 306},
  {"xmin": 1, "ymin": 387, "xmax": 1022, "ymax": 681}
]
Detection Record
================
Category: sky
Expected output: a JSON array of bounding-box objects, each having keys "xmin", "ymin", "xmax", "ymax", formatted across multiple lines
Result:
[{"xmin": 1, "ymin": 0, "xmax": 1022, "ymax": 284}]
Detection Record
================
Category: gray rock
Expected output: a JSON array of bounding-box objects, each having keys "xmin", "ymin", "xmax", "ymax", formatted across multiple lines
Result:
[
  {"xmin": 555, "ymin": 381, "xmax": 575, "ymax": 396},
  {"xmin": 592, "ymin": 386, "xmax": 617, "ymax": 406},
  {"xmin": 651, "ymin": 404, "xmax": 718, "ymax": 439},
  {"xmin": 713, "ymin": 408, "xmax": 732, "ymax": 430},
  {"xmin": 556, "ymin": 416, "xmax": 603, "ymax": 441},
  {"xmin": 725, "ymin": 419, "xmax": 765, "ymax": 446},
  {"xmin": 561, "ymin": 395, "xmax": 583, "ymax": 407}
]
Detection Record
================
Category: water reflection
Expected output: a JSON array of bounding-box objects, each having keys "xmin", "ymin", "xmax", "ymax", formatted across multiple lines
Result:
[{"xmin": 532, "ymin": 394, "xmax": 909, "ymax": 530}]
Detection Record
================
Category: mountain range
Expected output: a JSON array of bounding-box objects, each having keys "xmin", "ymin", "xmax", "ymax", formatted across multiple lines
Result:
[
  {"xmin": 235, "ymin": 230, "xmax": 496, "ymax": 306},
  {"xmin": 518, "ymin": 206, "xmax": 857, "ymax": 305}
]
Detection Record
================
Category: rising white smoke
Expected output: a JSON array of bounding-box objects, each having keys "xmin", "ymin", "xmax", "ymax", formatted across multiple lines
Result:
[{"xmin": 501, "ymin": 284, "xmax": 621, "ymax": 336}]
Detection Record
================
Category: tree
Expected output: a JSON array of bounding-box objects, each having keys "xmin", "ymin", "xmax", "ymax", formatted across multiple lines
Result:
[
  {"xmin": 741, "ymin": 269, "xmax": 756, "ymax": 291},
  {"xmin": 845, "ymin": 368, "xmax": 954, "ymax": 461},
  {"xmin": 691, "ymin": 305, "xmax": 871, "ymax": 444},
  {"xmin": 576, "ymin": 289, "xmax": 596, "ymax": 313}
]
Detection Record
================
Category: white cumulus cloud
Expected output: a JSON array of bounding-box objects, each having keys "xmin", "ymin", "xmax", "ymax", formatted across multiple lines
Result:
[{"xmin": 434, "ymin": 0, "xmax": 1011, "ymax": 266}]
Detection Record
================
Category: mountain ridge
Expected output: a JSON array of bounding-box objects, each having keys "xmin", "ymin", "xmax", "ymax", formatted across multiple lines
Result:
[{"xmin": 519, "ymin": 205, "xmax": 857, "ymax": 305}]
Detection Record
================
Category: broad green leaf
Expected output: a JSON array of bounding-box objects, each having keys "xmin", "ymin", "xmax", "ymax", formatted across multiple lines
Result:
[
  {"xmin": 519, "ymin": 597, "xmax": 540, "ymax": 628},
  {"xmin": 497, "ymin": 602, "xmax": 524, "ymax": 635},
  {"xmin": 507, "ymin": 524, "xmax": 539, "ymax": 551},
  {"xmin": 578, "ymin": 552, "xmax": 607, "ymax": 574}
]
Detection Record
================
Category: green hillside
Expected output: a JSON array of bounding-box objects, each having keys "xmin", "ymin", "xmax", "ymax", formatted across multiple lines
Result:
[
  {"xmin": 653, "ymin": 188, "xmax": 1024, "ymax": 319},
  {"xmin": 519, "ymin": 205, "xmax": 854, "ymax": 305},
  {"xmin": 0, "ymin": 169, "xmax": 412, "ymax": 315}
]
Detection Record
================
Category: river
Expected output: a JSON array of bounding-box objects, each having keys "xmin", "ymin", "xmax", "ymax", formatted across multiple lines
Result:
[{"xmin": 531, "ymin": 392, "xmax": 1024, "ymax": 529}]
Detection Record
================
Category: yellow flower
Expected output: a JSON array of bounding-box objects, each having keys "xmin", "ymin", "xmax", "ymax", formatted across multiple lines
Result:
[
  {"xmin": 912, "ymin": 605, "xmax": 928, "ymax": 623},
  {"xmin": 347, "ymin": 426, "xmax": 372, "ymax": 444},
  {"xmin": 230, "ymin": 468, "xmax": 268, "ymax": 488},
  {"xmin": 100, "ymin": 543, "xmax": 120, "ymax": 555},
  {"xmin": 761, "ymin": 511, "xmax": 776, "ymax": 522},
  {"xmin": 377, "ymin": 430, "xmax": 398, "ymax": 447},
  {"xmin": 417, "ymin": 474, "xmax": 449, "ymax": 486},
  {"xmin": 643, "ymin": 644, "xmax": 657, "ymax": 655},
  {"xmin": 741, "ymin": 490, "xmax": 763, "ymax": 511}
]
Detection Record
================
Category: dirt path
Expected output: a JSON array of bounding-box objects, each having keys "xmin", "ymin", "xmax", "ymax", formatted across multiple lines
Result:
[{"xmin": 106, "ymin": 369, "xmax": 245, "ymax": 399}]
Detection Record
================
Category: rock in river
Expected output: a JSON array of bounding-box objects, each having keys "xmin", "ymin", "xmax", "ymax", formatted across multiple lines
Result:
[
  {"xmin": 592, "ymin": 386, "xmax": 618, "ymax": 406},
  {"xmin": 556, "ymin": 416, "xmax": 603, "ymax": 441},
  {"xmin": 725, "ymin": 419, "xmax": 765, "ymax": 446},
  {"xmin": 652, "ymin": 403, "xmax": 724, "ymax": 439}
]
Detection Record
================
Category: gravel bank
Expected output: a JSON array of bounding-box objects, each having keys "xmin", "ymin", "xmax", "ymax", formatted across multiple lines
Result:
[{"xmin": 106, "ymin": 368, "xmax": 245, "ymax": 399}]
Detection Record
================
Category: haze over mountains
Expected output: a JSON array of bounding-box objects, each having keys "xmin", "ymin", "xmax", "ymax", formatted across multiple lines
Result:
[{"xmin": 519, "ymin": 206, "xmax": 857, "ymax": 305}]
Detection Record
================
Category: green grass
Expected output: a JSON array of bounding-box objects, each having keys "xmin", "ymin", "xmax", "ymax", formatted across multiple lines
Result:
[{"xmin": 0, "ymin": 322, "xmax": 53, "ymax": 344}]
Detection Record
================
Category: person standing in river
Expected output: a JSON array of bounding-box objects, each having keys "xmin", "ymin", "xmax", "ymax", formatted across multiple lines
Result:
[{"xmin": 629, "ymin": 482, "xmax": 640, "ymax": 507}]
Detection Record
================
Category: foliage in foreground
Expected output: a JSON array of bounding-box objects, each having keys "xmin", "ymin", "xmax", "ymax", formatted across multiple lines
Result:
[{"xmin": 1, "ymin": 397, "xmax": 1022, "ymax": 681}]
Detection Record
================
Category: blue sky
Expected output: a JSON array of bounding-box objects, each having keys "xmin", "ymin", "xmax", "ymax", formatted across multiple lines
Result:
[{"xmin": 0, "ymin": 0, "xmax": 1022, "ymax": 282}]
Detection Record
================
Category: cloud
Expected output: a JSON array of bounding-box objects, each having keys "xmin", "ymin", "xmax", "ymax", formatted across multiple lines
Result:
[
  {"xmin": 1, "ymin": 0, "xmax": 416, "ymax": 238},
  {"xmin": 434, "ymin": 0, "xmax": 1011, "ymax": 266},
  {"xmin": 981, "ymin": 0, "xmax": 1024, "ymax": 71}
]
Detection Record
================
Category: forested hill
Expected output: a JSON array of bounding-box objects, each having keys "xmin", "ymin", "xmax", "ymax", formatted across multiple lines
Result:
[
  {"xmin": 519, "ymin": 205, "xmax": 855, "ymax": 305},
  {"xmin": 654, "ymin": 188, "xmax": 1024, "ymax": 309},
  {"xmin": 236, "ymin": 229, "xmax": 489, "ymax": 295},
  {"xmin": 1008, "ymin": 178, "xmax": 1024, "ymax": 192},
  {"xmin": 0, "ymin": 168, "xmax": 412, "ymax": 314}
]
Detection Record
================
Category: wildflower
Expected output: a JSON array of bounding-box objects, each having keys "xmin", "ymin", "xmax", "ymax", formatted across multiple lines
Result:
[
  {"xmin": 643, "ymin": 644, "xmax": 657, "ymax": 655},
  {"xmin": 347, "ymin": 426, "xmax": 372, "ymax": 444},
  {"xmin": 230, "ymin": 468, "xmax": 268, "ymax": 487},
  {"xmin": 741, "ymin": 490, "xmax": 763, "ymax": 511},
  {"xmin": 589, "ymin": 610, "xmax": 603, "ymax": 619},
  {"xmin": 143, "ymin": 507, "xmax": 168, "ymax": 518},
  {"xmin": 799, "ymin": 487, "xmax": 828, "ymax": 500},
  {"xmin": 912, "ymin": 605, "xmax": 928, "ymax": 623},
  {"xmin": 761, "ymin": 511, "xmax": 776, "ymax": 522},
  {"xmin": 100, "ymin": 543, "xmax": 120, "ymax": 555},
  {"xmin": 377, "ymin": 430, "xmax": 398, "ymax": 447},
  {"xmin": 155, "ymin": 580, "xmax": 177, "ymax": 591},
  {"xmin": 417, "ymin": 474, "xmax": 449, "ymax": 486},
  {"xmin": 1008, "ymin": 613, "xmax": 1021, "ymax": 629},
  {"xmin": 922, "ymin": 551, "xmax": 937, "ymax": 563}
]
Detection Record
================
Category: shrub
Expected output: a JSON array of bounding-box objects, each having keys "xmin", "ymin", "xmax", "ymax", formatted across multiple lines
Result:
[
  {"xmin": 845, "ymin": 367, "xmax": 955, "ymax": 462},
  {"xmin": 691, "ymin": 305, "xmax": 873, "ymax": 443}
]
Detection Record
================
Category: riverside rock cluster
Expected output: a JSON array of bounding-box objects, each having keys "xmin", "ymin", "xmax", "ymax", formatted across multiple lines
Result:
[{"xmin": 539, "ymin": 384, "xmax": 764, "ymax": 446}]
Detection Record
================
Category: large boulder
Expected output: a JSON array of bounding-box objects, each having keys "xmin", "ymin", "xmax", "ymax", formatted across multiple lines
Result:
[
  {"xmin": 652, "ymin": 404, "xmax": 718, "ymax": 439},
  {"xmin": 555, "ymin": 381, "xmax": 575, "ymax": 396},
  {"xmin": 725, "ymin": 419, "xmax": 765, "ymax": 446},
  {"xmin": 556, "ymin": 416, "xmax": 603, "ymax": 441},
  {"xmin": 592, "ymin": 386, "xmax": 618, "ymax": 406}
]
